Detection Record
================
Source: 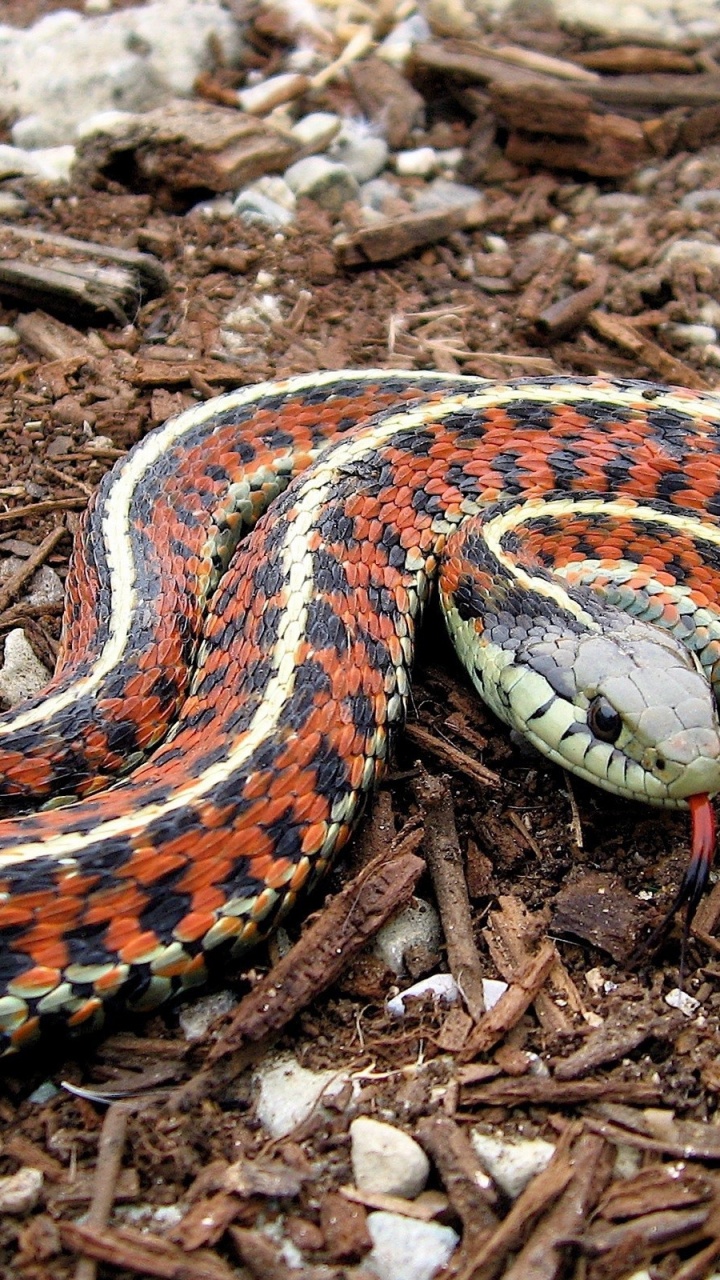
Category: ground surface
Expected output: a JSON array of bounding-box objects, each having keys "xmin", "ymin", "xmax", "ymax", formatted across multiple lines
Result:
[{"xmin": 1, "ymin": 3, "xmax": 720, "ymax": 1279}]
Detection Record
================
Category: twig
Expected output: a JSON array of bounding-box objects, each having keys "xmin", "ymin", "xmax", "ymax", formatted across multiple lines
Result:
[
  {"xmin": 0, "ymin": 524, "xmax": 67, "ymax": 615},
  {"xmin": 415, "ymin": 1115, "xmax": 499, "ymax": 1248},
  {"xmin": 73, "ymin": 1103, "xmax": 130, "ymax": 1280},
  {"xmin": 412, "ymin": 771, "xmax": 487, "ymax": 1020},
  {"xmin": 405, "ymin": 721, "xmax": 501, "ymax": 790},
  {"xmin": 587, "ymin": 310, "xmax": 711, "ymax": 389},
  {"xmin": 0, "ymin": 497, "xmax": 86, "ymax": 522}
]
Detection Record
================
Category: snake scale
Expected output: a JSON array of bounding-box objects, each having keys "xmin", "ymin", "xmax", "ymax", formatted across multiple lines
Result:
[{"xmin": 0, "ymin": 368, "xmax": 719, "ymax": 1054}]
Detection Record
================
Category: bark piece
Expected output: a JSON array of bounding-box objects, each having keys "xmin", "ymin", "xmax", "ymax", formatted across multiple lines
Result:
[
  {"xmin": 459, "ymin": 1077, "xmax": 664, "ymax": 1108},
  {"xmin": 347, "ymin": 57, "xmax": 425, "ymax": 148},
  {"xmin": 59, "ymin": 1222, "xmax": 234, "ymax": 1280},
  {"xmin": 459, "ymin": 940, "xmax": 557, "ymax": 1060},
  {"xmin": 554, "ymin": 1007, "xmax": 680, "ymax": 1081},
  {"xmin": 334, "ymin": 202, "xmax": 486, "ymax": 267},
  {"xmin": 76, "ymin": 100, "xmax": 299, "ymax": 197},
  {"xmin": 484, "ymin": 896, "xmax": 589, "ymax": 1034},
  {"xmin": 320, "ymin": 1192, "xmax": 372, "ymax": 1262},
  {"xmin": 550, "ymin": 871, "xmax": 646, "ymax": 961},
  {"xmin": 588, "ymin": 309, "xmax": 711, "ymax": 389},
  {"xmin": 415, "ymin": 1115, "xmax": 498, "ymax": 1249}
]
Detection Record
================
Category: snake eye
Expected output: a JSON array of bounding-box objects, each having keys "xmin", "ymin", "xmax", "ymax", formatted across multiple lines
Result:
[{"xmin": 587, "ymin": 696, "xmax": 622, "ymax": 743}]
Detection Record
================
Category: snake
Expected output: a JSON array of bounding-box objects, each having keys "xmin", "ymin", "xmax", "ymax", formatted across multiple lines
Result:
[{"xmin": 0, "ymin": 369, "xmax": 719, "ymax": 1055}]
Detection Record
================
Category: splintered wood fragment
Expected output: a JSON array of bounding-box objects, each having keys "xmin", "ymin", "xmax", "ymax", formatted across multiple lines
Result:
[
  {"xmin": 59, "ymin": 1222, "xmax": 235, "ymax": 1280},
  {"xmin": 484, "ymin": 895, "xmax": 589, "ymax": 1033},
  {"xmin": 598, "ymin": 1164, "xmax": 713, "ymax": 1221},
  {"xmin": 334, "ymin": 202, "xmax": 486, "ymax": 266},
  {"xmin": 0, "ymin": 498, "xmax": 87, "ymax": 523},
  {"xmin": 458, "ymin": 1077, "xmax": 664, "ymax": 1108},
  {"xmin": 412, "ymin": 771, "xmax": 487, "ymax": 1020},
  {"xmin": 489, "ymin": 81, "xmax": 594, "ymax": 137},
  {"xmin": 456, "ymin": 1124, "xmax": 580, "ymax": 1280},
  {"xmin": 0, "ymin": 225, "xmax": 167, "ymax": 324},
  {"xmin": 554, "ymin": 1007, "xmax": 680, "ymax": 1081},
  {"xmin": 458, "ymin": 939, "xmax": 556, "ymax": 1059},
  {"xmin": 339, "ymin": 1182, "xmax": 446, "ymax": 1222},
  {"xmin": 503, "ymin": 1134, "xmax": 613, "ymax": 1280},
  {"xmin": 672, "ymin": 1235, "xmax": 720, "ymax": 1280},
  {"xmin": 229, "ymin": 1227, "xmax": 297, "ymax": 1280},
  {"xmin": 588, "ymin": 310, "xmax": 711, "ymax": 387},
  {"xmin": 412, "ymin": 42, "xmax": 567, "ymax": 91},
  {"xmin": 132, "ymin": 358, "xmax": 245, "ymax": 389},
  {"xmin": 76, "ymin": 100, "xmax": 299, "ymax": 195},
  {"xmin": 405, "ymin": 722, "xmax": 501, "ymax": 790},
  {"xmin": 0, "ymin": 225, "xmax": 168, "ymax": 296},
  {"xmin": 207, "ymin": 833, "xmax": 425, "ymax": 1062},
  {"xmin": 415, "ymin": 1116, "xmax": 499, "ymax": 1248},
  {"xmin": 579, "ymin": 1206, "xmax": 711, "ymax": 1258}
]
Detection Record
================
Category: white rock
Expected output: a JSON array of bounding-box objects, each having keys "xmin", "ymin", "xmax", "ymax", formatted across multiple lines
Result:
[
  {"xmin": 374, "ymin": 897, "xmax": 442, "ymax": 974},
  {"xmin": 351, "ymin": 1117, "xmax": 430, "ymax": 1199},
  {"xmin": 0, "ymin": 1167, "xmax": 43, "ymax": 1214},
  {"xmin": 330, "ymin": 123, "xmax": 389, "ymax": 183},
  {"xmin": 0, "ymin": 326, "xmax": 19, "ymax": 346},
  {"xmin": 254, "ymin": 1053, "xmax": 348, "ymax": 1139},
  {"xmin": 0, "ymin": 143, "xmax": 75, "ymax": 183},
  {"xmin": 471, "ymin": 1130, "xmax": 555, "ymax": 1199},
  {"xmin": 365, "ymin": 1211, "xmax": 458, "ymax": 1280},
  {"xmin": 75, "ymin": 110, "xmax": 136, "ymax": 141},
  {"xmin": 395, "ymin": 146, "xmax": 437, "ymax": 178},
  {"xmin": 413, "ymin": 178, "xmax": 484, "ymax": 213},
  {"xmin": 284, "ymin": 155, "xmax": 359, "ymax": 213},
  {"xmin": 386, "ymin": 973, "xmax": 459, "ymax": 1017},
  {"xmin": 661, "ymin": 322, "xmax": 716, "ymax": 348},
  {"xmin": 0, "ymin": 1, "xmax": 242, "ymax": 147},
  {"xmin": 178, "ymin": 989, "xmax": 237, "ymax": 1041},
  {"xmin": 234, "ymin": 188, "xmax": 295, "ymax": 228},
  {"xmin": 0, "ymin": 629, "xmax": 51, "ymax": 706},
  {"xmin": 237, "ymin": 72, "xmax": 309, "ymax": 116},
  {"xmin": 360, "ymin": 176, "xmax": 404, "ymax": 211},
  {"xmin": 663, "ymin": 239, "xmax": 720, "ymax": 268},
  {"xmin": 681, "ymin": 189, "xmax": 720, "ymax": 212},
  {"xmin": 665, "ymin": 988, "xmax": 700, "ymax": 1017},
  {"xmin": 0, "ymin": 193, "xmax": 27, "ymax": 218},
  {"xmin": 291, "ymin": 111, "xmax": 341, "ymax": 149},
  {"xmin": 378, "ymin": 13, "xmax": 432, "ymax": 64}
]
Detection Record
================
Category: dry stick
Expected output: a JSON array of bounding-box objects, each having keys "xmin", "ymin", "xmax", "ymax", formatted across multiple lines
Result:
[
  {"xmin": 415, "ymin": 1114, "xmax": 499, "ymax": 1249},
  {"xmin": 0, "ymin": 524, "xmax": 67, "ymax": 615},
  {"xmin": 405, "ymin": 721, "xmax": 501, "ymax": 790},
  {"xmin": 412, "ymin": 771, "xmax": 487, "ymax": 1020},
  {"xmin": 73, "ymin": 1103, "xmax": 130, "ymax": 1280},
  {"xmin": 535, "ymin": 267, "xmax": 609, "ymax": 338},
  {"xmin": 587, "ymin": 309, "xmax": 711, "ymax": 390},
  {"xmin": 0, "ymin": 497, "xmax": 86, "ymax": 523}
]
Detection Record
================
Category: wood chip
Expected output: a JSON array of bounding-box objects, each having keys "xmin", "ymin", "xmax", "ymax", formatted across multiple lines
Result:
[
  {"xmin": 554, "ymin": 1006, "xmax": 680, "ymax": 1081},
  {"xmin": 550, "ymin": 871, "xmax": 647, "ymax": 961},
  {"xmin": 459, "ymin": 1077, "xmax": 665, "ymax": 1108},
  {"xmin": 59, "ymin": 1222, "xmax": 235, "ymax": 1280},
  {"xmin": 415, "ymin": 1115, "xmax": 498, "ymax": 1248},
  {"xmin": 459, "ymin": 939, "xmax": 557, "ymax": 1060},
  {"xmin": 334, "ymin": 202, "xmax": 487, "ymax": 267},
  {"xmin": 347, "ymin": 57, "xmax": 425, "ymax": 148},
  {"xmin": 76, "ymin": 100, "xmax": 299, "ymax": 197},
  {"xmin": 587, "ymin": 310, "xmax": 711, "ymax": 388}
]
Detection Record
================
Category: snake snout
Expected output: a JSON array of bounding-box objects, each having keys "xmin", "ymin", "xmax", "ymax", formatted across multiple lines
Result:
[{"xmin": 662, "ymin": 731, "xmax": 720, "ymax": 799}]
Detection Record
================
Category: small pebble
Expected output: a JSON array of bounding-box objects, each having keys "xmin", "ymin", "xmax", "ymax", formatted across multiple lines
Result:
[
  {"xmin": 351, "ymin": 1116, "xmax": 430, "ymax": 1199},
  {"xmin": 28, "ymin": 1080, "xmax": 60, "ymax": 1105},
  {"xmin": 661, "ymin": 322, "xmax": 716, "ymax": 348},
  {"xmin": 394, "ymin": 146, "xmax": 437, "ymax": 178},
  {"xmin": 373, "ymin": 897, "xmax": 441, "ymax": 975},
  {"xmin": 0, "ymin": 193, "xmax": 27, "ymax": 218},
  {"xmin": 284, "ymin": 156, "xmax": 359, "ymax": 213},
  {"xmin": 365, "ymin": 1211, "xmax": 458, "ymax": 1280},
  {"xmin": 413, "ymin": 177, "xmax": 484, "ymax": 213},
  {"xmin": 237, "ymin": 72, "xmax": 309, "ymax": 116},
  {"xmin": 471, "ymin": 1130, "xmax": 555, "ymax": 1199},
  {"xmin": 663, "ymin": 239, "xmax": 720, "ymax": 268},
  {"xmin": 330, "ymin": 124, "xmax": 388, "ymax": 183},
  {"xmin": 680, "ymin": 189, "xmax": 720, "ymax": 211},
  {"xmin": 0, "ymin": 629, "xmax": 51, "ymax": 706},
  {"xmin": 0, "ymin": 326, "xmax": 19, "ymax": 346},
  {"xmin": 0, "ymin": 1167, "xmax": 43, "ymax": 1215},
  {"xmin": 254, "ymin": 1053, "xmax": 348, "ymax": 1139},
  {"xmin": 178, "ymin": 989, "xmax": 237, "ymax": 1041},
  {"xmin": 290, "ymin": 111, "xmax": 341, "ymax": 149},
  {"xmin": 386, "ymin": 973, "xmax": 459, "ymax": 1016},
  {"xmin": 665, "ymin": 988, "xmax": 700, "ymax": 1017}
]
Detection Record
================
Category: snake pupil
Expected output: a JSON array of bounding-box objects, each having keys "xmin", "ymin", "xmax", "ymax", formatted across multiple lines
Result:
[{"xmin": 588, "ymin": 696, "xmax": 623, "ymax": 743}]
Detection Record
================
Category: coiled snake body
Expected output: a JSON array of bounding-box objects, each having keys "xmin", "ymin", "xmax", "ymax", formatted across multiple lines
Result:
[{"xmin": 0, "ymin": 369, "xmax": 720, "ymax": 1053}]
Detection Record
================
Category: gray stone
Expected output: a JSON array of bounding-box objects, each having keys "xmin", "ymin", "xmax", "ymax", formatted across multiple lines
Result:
[
  {"xmin": 413, "ymin": 177, "xmax": 484, "ymax": 213},
  {"xmin": 360, "ymin": 177, "xmax": 404, "ymax": 211},
  {"xmin": 0, "ymin": 629, "xmax": 51, "ymax": 706},
  {"xmin": 290, "ymin": 111, "xmax": 341, "ymax": 149},
  {"xmin": 373, "ymin": 897, "xmax": 442, "ymax": 974},
  {"xmin": 330, "ymin": 124, "xmax": 389, "ymax": 182},
  {"xmin": 254, "ymin": 1053, "xmax": 349, "ymax": 1139},
  {"xmin": 0, "ymin": 1167, "xmax": 43, "ymax": 1215},
  {"xmin": 471, "ymin": 1130, "xmax": 556, "ymax": 1199}
]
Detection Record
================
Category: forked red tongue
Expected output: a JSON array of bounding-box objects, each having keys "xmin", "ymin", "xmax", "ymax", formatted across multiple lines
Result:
[
  {"xmin": 630, "ymin": 793, "xmax": 716, "ymax": 968},
  {"xmin": 683, "ymin": 794, "xmax": 716, "ymax": 922}
]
